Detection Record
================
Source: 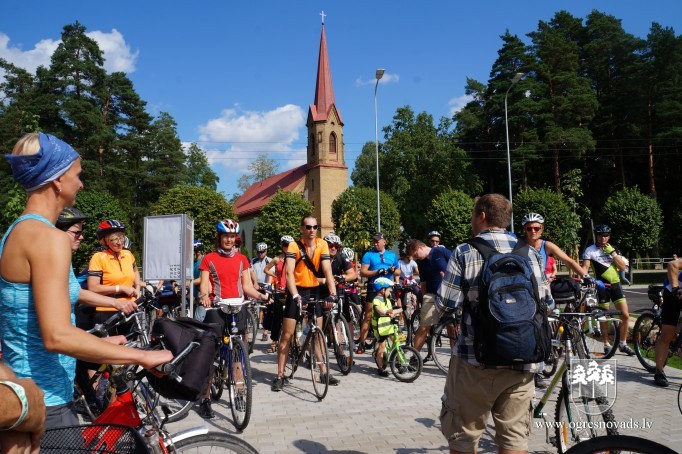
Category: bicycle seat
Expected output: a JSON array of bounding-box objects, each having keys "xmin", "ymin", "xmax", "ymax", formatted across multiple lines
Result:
[{"xmin": 216, "ymin": 298, "xmax": 246, "ymax": 314}]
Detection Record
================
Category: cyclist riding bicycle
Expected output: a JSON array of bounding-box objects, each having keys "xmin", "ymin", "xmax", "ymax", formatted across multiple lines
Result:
[
  {"xmin": 582, "ymin": 224, "xmax": 635, "ymax": 356},
  {"xmin": 197, "ymin": 219, "xmax": 269, "ymax": 418}
]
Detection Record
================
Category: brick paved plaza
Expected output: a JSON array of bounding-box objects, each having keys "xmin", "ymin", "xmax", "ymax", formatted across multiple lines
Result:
[{"xmin": 167, "ymin": 336, "xmax": 681, "ymax": 453}]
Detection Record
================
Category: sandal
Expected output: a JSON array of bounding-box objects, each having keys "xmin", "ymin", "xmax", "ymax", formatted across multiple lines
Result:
[{"xmin": 267, "ymin": 342, "xmax": 277, "ymax": 353}]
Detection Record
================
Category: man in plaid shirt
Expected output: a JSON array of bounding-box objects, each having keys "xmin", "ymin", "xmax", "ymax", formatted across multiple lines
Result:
[{"xmin": 435, "ymin": 194, "xmax": 553, "ymax": 454}]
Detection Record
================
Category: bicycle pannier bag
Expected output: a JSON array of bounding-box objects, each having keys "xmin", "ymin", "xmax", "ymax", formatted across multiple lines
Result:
[
  {"xmin": 145, "ymin": 316, "xmax": 221, "ymax": 401},
  {"xmin": 464, "ymin": 237, "xmax": 552, "ymax": 367},
  {"xmin": 550, "ymin": 277, "xmax": 580, "ymax": 304}
]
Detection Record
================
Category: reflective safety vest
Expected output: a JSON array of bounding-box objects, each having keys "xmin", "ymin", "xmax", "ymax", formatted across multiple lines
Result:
[{"xmin": 372, "ymin": 295, "xmax": 396, "ymax": 337}]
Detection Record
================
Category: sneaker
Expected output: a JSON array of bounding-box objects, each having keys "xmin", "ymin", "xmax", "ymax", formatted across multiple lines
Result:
[
  {"xmin": 423, "ymin": 354, "xmax": 432, "ymax": 364},
  {"xmin": 377, "ymin": 369, "xmax": 390, "ymax": 377},
  {"xmin": 198, "ymin": 398, "xmax": 215, "ymax": 419},
  {"xmin": 261, "ymin": 333, "xmax": 268, "ymax": 341},
  {"xmin": 534, "ymin": 374, "xmax": 548, "ymax": 389},
  {"xmin": 654, "ymin": 370, "xmax": 669, "ymax": 387},
  {"xmin": 356, "ymin": 346, "xmax": 365, "ymax": 355},
  {"xmin": 603, "ymin": 343, "xmax": 612, "ymax": 354},
  {"xmin": 323, "ymin": 373, "xmax": 340, "ymax": 386},
  {"xmin": 271, "ymin": 376, "xmax": 285, "ymax": 392},
  {"xmin": 619, "ymin": 344, "xmax": 635, "ymax": 356}
]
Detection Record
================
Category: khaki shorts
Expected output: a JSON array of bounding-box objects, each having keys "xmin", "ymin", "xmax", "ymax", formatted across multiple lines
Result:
[
  {"xmin": 440, "ymin": 357, "xmax": 534, "ymax": 452},
  {"xmin": 419, "ymin": 293, "xmax": 438, "ymax": 326}
]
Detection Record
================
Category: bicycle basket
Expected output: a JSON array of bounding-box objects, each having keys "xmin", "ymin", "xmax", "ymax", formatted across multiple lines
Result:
[{"xmin": 41, "ymin": 424, "xmax": 149, "ymax": 453}]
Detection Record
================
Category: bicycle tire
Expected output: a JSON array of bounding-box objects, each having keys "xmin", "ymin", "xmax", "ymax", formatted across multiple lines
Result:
[
  {"xmin": 389, "ymin": 345, "xmax": 422, "ymax": 382},
  {"xmin": 228, "ymin": 338, "xmax": 252, "ymax": 430},
  {"xmin": 632, "ymin": 312, "xmax": 660, "ymax": 372},
  {"xmin": 581, "ymin": 314, "xmax": 620, "ymax": 359},
  {"xmin": 409, "ymin": 308, "xmax": 421, "ymax": 347},
  {"xmin": 211, "ymin": 349, "xmax": 226, "ymax": 401},
  {"xmin": 562, "ymin": 435, "xmax": 676, "ymax": 454},
  {"xmin": 541, "ymin": 346, "xmax": 560, "ymax": 378},
  {"xmin": 348, "ymin": 301, "xmax": 362, "ymax": 345},
  {"xmin": 555, "ymin": 387, "xmax": 618, "ymax": 453},
  {"xmin": 173, "ymin": 432, "xmax": 259, "ymax": 453},
  {"xmin": 246, "ymin": 309, "xmax": 257, "ymax": 354},
  {"xmin": 286, "ymin": 334, "xmax": 299, "ymax": 379},
  {"xmin": 309, "ymin": 329, "xmax": 329, "ymax": 400},
  {"xmin": 430, "ymin": 317, "xmax": 458, "ymax": 375},
  {"xmin": 332, "ymin": 314, "xmax": 353, "ymax": 375}
]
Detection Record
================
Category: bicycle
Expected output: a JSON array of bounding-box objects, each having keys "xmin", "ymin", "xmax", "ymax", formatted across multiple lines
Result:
[
  {"xmin": 532, "ymin": 309, "xmax": 621, "ymax": 453},
  {"xmin": 285, "ymin": 297, "xmax": 331, "ymax": 400},
  {"xmin": 562, "ymin": 435, "xmax": 676, "ymax": 454},
  {"xmin": 427, "ymin": 308, "xmax": 461, "ymax": 374},
  {"xmin": 372, "ymin": 307, "xmax": 423, "ymax": 382},
  {"xmin": 210, "ymin": 297, "xmax": 253, "ymax": 430},
  {"xmin": 62, "ymin": 342, "xmax": 259, "ymax": 453},
  {"xmin": 321, "ymin": 292, "xmax": 354, "ymax": 375},
  {"xmin": 632, "ymin": 284, "xmax": 682, "ymax": 372}
]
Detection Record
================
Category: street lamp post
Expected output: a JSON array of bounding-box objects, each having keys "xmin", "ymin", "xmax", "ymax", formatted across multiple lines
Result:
[
  {"xmin": 504, "ymin": 72, "xmax": 524, "ymax": 233},
  {"xmin": 374, "ymin": 68, "xmax": 385, "ymax": 232}
]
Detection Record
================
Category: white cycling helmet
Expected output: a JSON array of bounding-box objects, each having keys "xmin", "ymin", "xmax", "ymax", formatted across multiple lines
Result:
[
  {"xmin": 256, "ymin": 242, "xmax": 268, "ymax": 252},
  {"xmin": 374, "ymin": 277, "xmax": 394, "ymax": 291},
  {"xmin": 341, "ymin": 247, "xmax": 355, "ymax": 261},
  {"xmin": 280, "ymin": 235, "xmax": 295, "ymax": 245},
  {"xmin": 521, "ymin": 213, "xmax": 545, "ymax": 226},
  {"xmin": 323, "ymin": 233, "xmax": 342, "ymax": 246},
  {"xmin": 217, "ymin": 219, "xmax": 240, "ymax": 234},
  {"xmin": 427, "ymin": 230, "xmax": 441, "ymax": 239}
]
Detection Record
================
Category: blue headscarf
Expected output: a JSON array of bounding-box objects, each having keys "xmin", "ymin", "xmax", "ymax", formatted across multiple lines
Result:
[{"xmin": 5, "ymin": 133, "xmax": 80, "ymax": 192}]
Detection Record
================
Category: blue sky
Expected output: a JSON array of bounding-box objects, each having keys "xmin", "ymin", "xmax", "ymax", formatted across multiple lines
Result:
[{"xmin": 2, "ymin": 1, "xmax": 681, "ymax": 199}]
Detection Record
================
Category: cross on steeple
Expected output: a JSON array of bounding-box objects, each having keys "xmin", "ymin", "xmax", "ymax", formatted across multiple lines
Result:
[{"xmin": 320, "ymin": 11, "xmax": 326, "ymax": 25}]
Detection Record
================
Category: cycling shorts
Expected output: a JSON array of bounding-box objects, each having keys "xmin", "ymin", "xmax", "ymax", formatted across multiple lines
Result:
[
  {"xmin": 597, "ymin": 282, "xmax": 625, "ymax": 305},
  {"xmin": 283, "ymin": 287, "xmax": 325, "ymax": 320},
  {"xmin": 661, "ymin": 289, "xmax": 682, "ymax": 327}
]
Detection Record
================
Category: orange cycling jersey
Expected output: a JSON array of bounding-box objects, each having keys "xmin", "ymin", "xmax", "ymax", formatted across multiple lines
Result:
[
  {"xmin": 88, "ymin": 249, "xmax": 138, "ymax": 309},
  {"xmin": 285, "ymin": 237, "xmax": 330, "ymax": 288}
]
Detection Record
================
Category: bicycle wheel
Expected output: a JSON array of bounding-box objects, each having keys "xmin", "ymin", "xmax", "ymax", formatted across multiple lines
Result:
[
  {"xmin": 409, "ymin": 309, "xmax": 421, "ymax": 347},
  {"xmin": 430, "ymin": 318, "xmax": 458, "ymax": 375},
  {"xmin": 562, "ymin": 435, "xmax": 677, "ymax": 454},
  {"xmin": 134, "ymin": 381, "xmax": 192, "ymax": 424},
  {"xmin": 332, "ymin": 314, "xmax": 353, "ymax": 375},
  {"xmin": 211, "ymin": 351, "xmax": 226, "ymax": 401},
  {"xmin": 633, "ymin": 312, "xmax": 660, "ymax": 372},
  {"xmin": 541, "ymin": 346, "xmax": 561, "ymax": 378},
  {"xmin": 246, "ymin": 309, "xmax": 257, "ymax": 354},
  {"xmin": 173, "ymin": 432, "xmax": 260, "ymax": 453},
  {"xmin": 228, "ymin": 338, "xmax": 252, "ymax": 431},
  {"xmin": 581, "ymin": 314, "xmax": 620, "ymax": 359},
  {"xmin": 349, "ymin": 301, "xmax": 362, "ymax": 344},
  {"xmin": 555, "ymin": 386, "xmax": 618, "ymax": 453},
  {"xmin": 308, "ymin": 329, "xmax": 329, "ymax": 400},
  {"xmin": 389, "ymin": 345, "xmax": 422, "ymax": 382}
]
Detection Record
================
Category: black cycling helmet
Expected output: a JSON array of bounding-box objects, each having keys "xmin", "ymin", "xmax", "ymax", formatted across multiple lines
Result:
[
  {"xmin": 194, "ymin": 240, "xmax": 204, "ymax": 252},
  {"xmin": 56, "ymin": 207, "xmax": 88, "ymax": 231},
  {"xmin": 594, "ymin": 224, "xmax": 611, "ymax": 235},
  {"xmin": 97, "ymin": 219, "xmax": 126, "ymax": 240}
]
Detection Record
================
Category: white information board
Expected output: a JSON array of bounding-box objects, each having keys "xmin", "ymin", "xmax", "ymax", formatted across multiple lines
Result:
[{"xmin": 143, "ymin": 214, "xmax": 194, "ymax": 316}]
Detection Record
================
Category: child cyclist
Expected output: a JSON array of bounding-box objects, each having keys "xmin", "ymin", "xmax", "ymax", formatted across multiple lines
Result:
[{"xmin": 372, "ymin": 277, "xmax": 403, "ymax": 377}]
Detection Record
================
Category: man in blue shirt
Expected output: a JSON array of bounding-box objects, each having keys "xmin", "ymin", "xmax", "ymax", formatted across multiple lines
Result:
[
  {"xmin": 407, "ymin": 238, "xmax": 452, "ymax": 357},
  {"xmin": 357, "ymin": 232, "xmax": 399, "ymax": 353}
]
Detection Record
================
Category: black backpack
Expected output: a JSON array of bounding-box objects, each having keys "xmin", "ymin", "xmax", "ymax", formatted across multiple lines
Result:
[{"xmin": 465, "ymin": 237, "xmax": 552, "ymax": 367}]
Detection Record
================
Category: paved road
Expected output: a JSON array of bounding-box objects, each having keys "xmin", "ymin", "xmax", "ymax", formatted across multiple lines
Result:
[{"xmin": 167, "ymin": 334, "xmax": 681, "ymax": 453}]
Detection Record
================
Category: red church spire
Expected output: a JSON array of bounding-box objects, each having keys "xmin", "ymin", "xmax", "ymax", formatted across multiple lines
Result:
[{"xmin": 311, "ymin": 21, "xmax": 342, "ymax": 123}]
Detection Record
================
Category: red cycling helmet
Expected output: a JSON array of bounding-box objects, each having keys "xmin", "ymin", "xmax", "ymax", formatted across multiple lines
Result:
[{"xmin": 97, "ymin": 219, "xmax": 126, "ymax": 240}]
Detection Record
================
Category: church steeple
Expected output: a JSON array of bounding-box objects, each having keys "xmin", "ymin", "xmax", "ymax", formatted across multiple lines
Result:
[{"xmin": 310, "ymin": 22, "xmax": 343, "ymax": 124}]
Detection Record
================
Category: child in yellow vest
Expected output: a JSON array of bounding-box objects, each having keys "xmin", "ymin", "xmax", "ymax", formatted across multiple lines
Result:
[{"xmin": 372, "ymin": 277, "xmax": 402, "ymax": 376}]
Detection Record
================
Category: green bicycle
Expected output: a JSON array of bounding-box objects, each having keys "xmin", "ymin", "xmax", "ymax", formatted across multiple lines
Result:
[{"xmin": 373, "ymin": 307, "xmax": 423, "ymax": 382}]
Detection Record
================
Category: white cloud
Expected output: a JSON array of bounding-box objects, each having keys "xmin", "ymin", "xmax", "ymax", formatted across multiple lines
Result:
[
  {"xmin": 448, "ymin": 94, "xmax": 474, "ymax": 116},
  {"xmin": 355, "ymin": 72, "xmax": 400, "ymax": 87},
  {"xmin": 0, "ymin": 29, "xmax": 138, "ymax": 75},
  {"xmin": 198, "ymin": 104, "xmax": 307, "ymax": 176}
]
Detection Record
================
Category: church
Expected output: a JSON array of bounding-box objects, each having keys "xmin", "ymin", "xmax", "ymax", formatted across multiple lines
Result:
[{"xmin": 235, "ymin": 19, "xmax": 348, "ymax": 252}]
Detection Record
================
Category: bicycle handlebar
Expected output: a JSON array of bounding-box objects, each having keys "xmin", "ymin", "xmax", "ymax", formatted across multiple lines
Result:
[
  {"xmin": 86, "ymin": 292, "xmax": 151, "ymax": 338},
  {"xmin": 154, "ymin": 341, "xmax": 200, "ymax": 382}
]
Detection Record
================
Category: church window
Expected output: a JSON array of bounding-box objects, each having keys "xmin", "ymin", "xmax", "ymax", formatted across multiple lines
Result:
[{"xmin": 329, "ymin": 132, "xmax": 337, "ymax": 155}]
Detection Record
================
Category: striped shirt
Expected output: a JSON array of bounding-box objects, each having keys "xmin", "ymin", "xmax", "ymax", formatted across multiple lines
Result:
[{"xmin": 435, "ymin": 228, "xmax": 553, "ymax": 372}]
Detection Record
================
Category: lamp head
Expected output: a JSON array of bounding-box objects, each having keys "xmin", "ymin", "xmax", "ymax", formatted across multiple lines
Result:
[
  {"xmin": 376, "ymin": 69, "xmax": 385, "ymax": 80},
  {"xmin": 511, "ymin": 72, "xmax": 524, "ymax": 85}
]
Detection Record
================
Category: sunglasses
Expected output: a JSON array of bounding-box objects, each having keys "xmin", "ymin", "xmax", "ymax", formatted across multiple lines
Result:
[
  {"xmin": 597, "ymin": 233, "xmax": 610, "ymax": 237},
  {"xmin": 329, "ymin": 244, "xmax": 340, "ymax": 248},
  {"xmin": 524, "ymin": 226, "xmax": 542, "ymax": 232},
  {"xmin": 305, "ymin": 225, "xmax": 318, "ymax": 230},
  {"xmin": 67, "ymin": 230, "xmax": 84, "ymax": 239},
  {"xmin": 258, "ymin": 250, "xmax": 267, "ymax": 254}
]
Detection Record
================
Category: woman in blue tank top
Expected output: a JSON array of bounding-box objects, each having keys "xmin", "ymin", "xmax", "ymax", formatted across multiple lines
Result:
[{"xmin": 0, "ymin": 133, "xmax": 172, "ymax": 431}]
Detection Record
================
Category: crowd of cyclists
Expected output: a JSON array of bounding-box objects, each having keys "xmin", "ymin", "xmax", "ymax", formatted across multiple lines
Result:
[{"xmin": 0, "ymin": 131, "xmax": 680, "ymax": 452}]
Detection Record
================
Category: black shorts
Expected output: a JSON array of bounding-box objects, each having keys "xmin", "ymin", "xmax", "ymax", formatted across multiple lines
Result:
[
  {"xmin": 597, "ymin": 282, "xmax": 626, "ymax": 304},
  {"xmin": 661, "ymin": 289, "xmax": 682, "ymax": 327},
  {"xmin": 283, "ymin": 287, "xmax": 325, "ymax": 320},
  {"xmin": 203, "ymin": 305, "xmax": 248, "ymax": 334}
]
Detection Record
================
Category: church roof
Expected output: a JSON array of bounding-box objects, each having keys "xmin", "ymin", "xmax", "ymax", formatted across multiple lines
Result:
[
  {"xmin": 234, "ymin": 164, "xmax": 307, "ymax": 217},
  {"xmin": 310, "ymin": 24, "xmax": 343, "ymax": 124}
]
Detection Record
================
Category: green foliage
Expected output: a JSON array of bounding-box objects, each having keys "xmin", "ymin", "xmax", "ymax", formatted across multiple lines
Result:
[
  {"xmin": 151, "ymin": 185, "xmax": 234, "ymax": 252},
  {"xmin": 331, "ymin": 186, "xmax": 401, "ymax": 254},
  {"xmin": 237, "ymin": 154, "xmax": 279, "ymax": 193},
  {"xmin": 253, "ymin": 189, "xmax": 314, "ymax": 251},
  {"xmin": 73, "ymin": 190, "xmax": 127, "ymax": 271},
  {"xmin": 514, "ymin": 188, "xmax": 582, "ymax": 251},
  {"xmin": 0, "ymin": 184, "xmax": 27, "ymax": 233},
  {"xmin": 425, "ymin": 189, "xmax": 474, "ymax": 249},
  {"xmin": 185, "ymin": 143, "xmax": 219, "ymax": 189},
  {"xmin": 602, "ymin": 187, "xmax": 663, "ymax": 255},
  {"xmin": 350, "ymin": 141, "xmax": 381, "ymax": 189}
]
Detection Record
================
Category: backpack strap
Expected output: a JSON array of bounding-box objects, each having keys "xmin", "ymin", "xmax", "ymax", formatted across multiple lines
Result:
[
  {"xmin": 295, "ymin": 240, "xmax": 322, "ymax": 278},
  {"xmin": 464, "ymin": 237, "xmax": 497, "ymax": 261}
]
